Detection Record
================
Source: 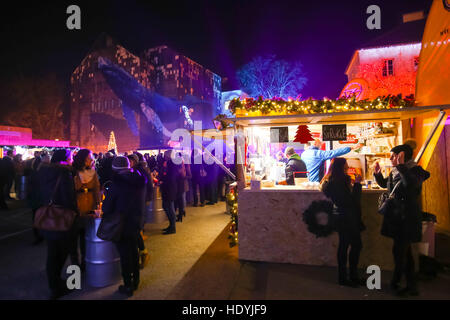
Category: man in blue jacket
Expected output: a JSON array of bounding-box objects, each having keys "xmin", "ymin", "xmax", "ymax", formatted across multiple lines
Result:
[{"xmin": 301, "ymin": 139, "xmax": 353, "ymax": 182}]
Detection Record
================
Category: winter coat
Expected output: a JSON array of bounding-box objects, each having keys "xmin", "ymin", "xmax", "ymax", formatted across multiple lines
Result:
[
  {"xmin": 374, "ymin": 162, "xmax": 430, "ymax": 242},
  {"xmin": 2, "ymin": 156, "xmax": 15, "ymax": 180},
  {"xmin": 36, "ymin": 163, "xmax": 78, "ymax": 240},
  {"xmin": 285, "ymin": 154, "xmax": 307, "ymax": 185},
  {"xmin": 74, "ymin": 169, "xmax": 101, "ymax": 216},
  {"xmin": 101, "ymin": 170, "xmax": 146, "ymax": 237},
  {"xmin": 159, "ymin": 160, "xmax": 178, "ymax": 202},
  {"xmin": 135, "ymin": 161, "xmax": 154, "ymax": 202},
  {"xmin": 321, "ymin": 176, "xmax": 365, "ymax": 234}
]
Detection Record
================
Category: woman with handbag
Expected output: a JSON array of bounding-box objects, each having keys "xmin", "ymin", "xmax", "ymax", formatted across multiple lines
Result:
[
  {"xmin": 374, "ymin": 144, "xmax": 430, "ymax": 297},
  {"xmin": 36, "ymin": 149, "xmax": 78, "ymax": 300},
  {"xmin": 71, "ymin": 149, "xmax": 101, "ymax": 271},
  {"xmin": 320, "ymin": 158, "xmax": 365, "ymax": 287},
  {"xmin": 100, "ymin": 156, "xmax": 146, "ymax": 297}
]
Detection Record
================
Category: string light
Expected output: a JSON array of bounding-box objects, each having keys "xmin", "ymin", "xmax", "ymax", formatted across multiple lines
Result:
[{"xmin": 229, "ymin": 94, "xmax": 414, "ymax": 116}]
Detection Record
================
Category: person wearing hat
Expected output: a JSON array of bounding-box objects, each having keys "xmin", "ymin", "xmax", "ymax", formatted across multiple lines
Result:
[
  {"xmin": 374, "ymin": 143, "xmax": 430, "ymax": 297},
  {"xmin": 101, "ymin": 156, "xmax": 146, "ymax": 296}
]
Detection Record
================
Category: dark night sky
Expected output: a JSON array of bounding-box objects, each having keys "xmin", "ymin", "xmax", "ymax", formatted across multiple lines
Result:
[{"xmin": 0, "ymin": 0, "xmax": 432, "ymax": 99}]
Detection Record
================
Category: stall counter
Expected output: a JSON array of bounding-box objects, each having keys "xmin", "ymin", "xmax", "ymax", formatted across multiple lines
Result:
[{"xmin": 238, "ymin": 186, "xmax": 395, "ymax": 270}]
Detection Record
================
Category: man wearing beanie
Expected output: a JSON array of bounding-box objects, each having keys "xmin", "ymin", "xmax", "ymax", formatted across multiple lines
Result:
[
  {"xmin": 101, "ymin": 156, "xmax": 146, "ymax": 297},
  {"xmin": 374, "ymin": 143, "xmax": 430, "ymax": 297}
]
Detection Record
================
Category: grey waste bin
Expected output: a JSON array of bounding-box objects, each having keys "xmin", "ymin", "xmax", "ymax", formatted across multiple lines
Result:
[
  {"xmin": 146, "ymin": 186, "xmax": 167, "ymax": 224},
  {"xmin": 18, "ymin": 176, "xmax": 28, "ymax": 200},
  {"xmin": 85, "ymin": 217, "xmax": 121, "ymax": 287}
]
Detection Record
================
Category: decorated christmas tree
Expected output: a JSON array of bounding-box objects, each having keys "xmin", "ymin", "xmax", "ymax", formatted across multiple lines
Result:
[
  {"xmin": 293, "ymin": 125, "xmax": 313, "ymax": 144},
  {"xmin": 108, "ymin": 131, "xmax": 118, "ymax": 154}
]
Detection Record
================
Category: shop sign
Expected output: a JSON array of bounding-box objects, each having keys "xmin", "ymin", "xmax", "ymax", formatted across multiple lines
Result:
[{"xmin": 322, "ymin": 124, "xmax": 347, "ymax": 141}]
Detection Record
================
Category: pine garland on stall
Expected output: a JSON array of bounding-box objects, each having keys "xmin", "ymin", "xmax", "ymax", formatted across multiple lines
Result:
[
  {"xmin": 227, "ymin": 190, "xmax": 238, "ymax": 248},
  {"xmin": 228, "ymin": 94, "xmax": 415, "ymax": 116}
]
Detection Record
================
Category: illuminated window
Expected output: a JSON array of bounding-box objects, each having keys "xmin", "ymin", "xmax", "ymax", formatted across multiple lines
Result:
[
  {"xmin": 382, "ymin": 59, "xmax": 394, "ymax": 76},
  {"xmin": 414, "ymin": 57, "xmax": 419, "ymax": 71}
]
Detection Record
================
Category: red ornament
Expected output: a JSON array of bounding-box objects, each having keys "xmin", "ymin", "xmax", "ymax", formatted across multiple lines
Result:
[{"xmin": 293, "ymin": 125, "xmax": 314, "ymax": 144}]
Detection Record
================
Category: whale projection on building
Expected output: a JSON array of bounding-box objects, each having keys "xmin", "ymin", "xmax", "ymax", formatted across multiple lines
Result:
[{"xmin": 94, "ymin": 56, "xmax": 217, "ymax": 148}]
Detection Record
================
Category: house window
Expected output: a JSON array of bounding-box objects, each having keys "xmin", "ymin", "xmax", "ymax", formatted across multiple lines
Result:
[
  {"xmin": 382, "ymin": 59, "xmax": 394, "ymax": 76},
  {"xmin": 414, "ymin": 57, "xmax": 419, "ymax": 71}
]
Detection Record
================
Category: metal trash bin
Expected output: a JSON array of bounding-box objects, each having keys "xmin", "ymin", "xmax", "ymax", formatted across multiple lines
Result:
[
  {"xmin": 18, "ymin": 175, "xmax": 28, "ymax": 200},
  {"xmin": 85, "ymin": 217, "xmax": 121, "ymax": 288},
  {"xmin": 419, "ymin": 212, "xmax": 437, "ymax": 257},
  {"xmin": 146, "ymin": 186, "xmax": 167, "ymax": 224}
]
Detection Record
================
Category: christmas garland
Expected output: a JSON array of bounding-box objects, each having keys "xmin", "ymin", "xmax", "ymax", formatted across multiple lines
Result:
[
  {"xmin": 227, "ymin": 190, "xmax": 238, "ymax": 247},
  {"xmin": 302, "ymin": 200, "xmax": 338, "ymax": 238},
  {"xmin": 228, "ymin": 94, "xmax": 414, "ymax": 116}
]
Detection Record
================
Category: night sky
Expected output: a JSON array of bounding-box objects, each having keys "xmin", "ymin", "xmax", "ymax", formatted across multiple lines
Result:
[{"xmin": 0, "ymin": 0, "xmax": 432, "ymax": 99}]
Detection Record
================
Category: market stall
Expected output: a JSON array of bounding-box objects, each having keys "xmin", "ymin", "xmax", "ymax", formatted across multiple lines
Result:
[{"xmin": 223, "ymin": 98, "xmax": 449, "ymax": 270}]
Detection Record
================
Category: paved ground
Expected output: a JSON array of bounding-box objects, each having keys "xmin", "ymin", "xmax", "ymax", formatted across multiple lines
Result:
[{"xmin": 0, "ymin": 198, "xmax": 449, "ymax": 300}]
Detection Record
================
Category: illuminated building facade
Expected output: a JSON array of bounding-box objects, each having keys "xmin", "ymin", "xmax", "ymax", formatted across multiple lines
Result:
[
  {"xmin": 142, "ymin": 46, "xmax": 222, "ymax": 115},
  {"xmin": 70, "ymin": 35, "xmax": 222, "ymax": 153},
  {"xmin": 343, "ymin": 12, "xmax": 426, "ymax": 100},
  {"xmin": 70, "ymin": 34, "xmax": 154, "ymax": 152}
]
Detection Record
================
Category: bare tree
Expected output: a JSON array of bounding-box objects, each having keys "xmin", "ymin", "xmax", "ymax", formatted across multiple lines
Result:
[
  {"xmin": 237, "ymin": 55, "xmax": 307, "ymax": 99},
  {"xmin": 0, "ymin": 74, "xmax": 65, "ymax": 140}
]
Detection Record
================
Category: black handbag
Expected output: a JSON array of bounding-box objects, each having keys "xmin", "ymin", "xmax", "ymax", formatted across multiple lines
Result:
[
  {"xmin": 97, "ymin": 211, "xmax": 124, "ymax": 242},
  {"xmin": 378, "ymin": 180, "xmax": 401, "ymax": 216}
]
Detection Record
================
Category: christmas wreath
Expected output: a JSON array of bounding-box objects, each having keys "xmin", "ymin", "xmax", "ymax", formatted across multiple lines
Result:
[{"xmin": 302, "ymin": 200, "xmax": 338, "ymax": 238}]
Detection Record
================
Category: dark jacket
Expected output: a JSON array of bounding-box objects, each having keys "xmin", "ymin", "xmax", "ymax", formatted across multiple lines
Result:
[
  {"xmin": 285, "ymin": 154, "xmax": 307, "ymax": 185},
  {"xmin": 135, "ymin": 161, "xmax": 154, "ymax": 202},
  {"xmin": 2, "ymin": 156, "xmax": 15, "ymax": 180},
  {"xmin": 374, "ymin": 163, "xmax": 430, "ymax": 242},
  {"xmin": 321, "ymin": 176, "xmax": 365, "ymax": 234},
  {"xmin": 37, "ymin": 163, "xmax": 77, "ymax": 240},
  {"xmin": 159, "ymin": 160, "xmax": 178, "ymax": 202},
  {"xmin": 101, "ymin": 170, "xmax": 146, "ymax": 237}
]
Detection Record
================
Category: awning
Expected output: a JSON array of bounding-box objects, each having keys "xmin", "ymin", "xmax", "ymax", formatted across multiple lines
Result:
[{"xmin": 228, "ymin": 104, "xmax": 450, "ymax": 127}]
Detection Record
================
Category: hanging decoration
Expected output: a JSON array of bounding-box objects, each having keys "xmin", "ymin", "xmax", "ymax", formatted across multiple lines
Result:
[
  {"xmin": 227, "ymin": 189, "xmax": 239, "ymax": 247},
  {"xmin": 293, "ymin": 125, "xmax": 314, "ymax": 144},
  {"xmin": 302, "ymin": 200, "xmax": 338, "ymax": 238},
  {"xmin": 228, "ymin": 94, "xmax": 415, "ymax": 116}
]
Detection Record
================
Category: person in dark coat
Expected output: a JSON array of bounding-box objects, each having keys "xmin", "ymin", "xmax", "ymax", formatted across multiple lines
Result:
[
  {"xmin": 191, "ymin": 149, "xmax": 206, "ymax": 207},
  {"xmin": 37, "ymin": 149, "xmax": 77, "ymax": 300},
  {"xmin": 159, "ymin": 150, "xmax": 178, "ymax": 234},
  {"xmin": 27, "ymin": 151, "xmax": 45, "ymax": 244},
  {"xmin": 3, "ymin": 150, "xmax": 15, "ymax": 200},
  {"xmin": 174, "ymin": 152, "xmax": 189, "ymax": 222},
  {"xmin": 284, "ymin": 147, "xmax": 307, "ymax": 185},
  {"xmin": 204, "ymin": 151, "xmax": 219, "ymax": 205},
  {"xmin": 101, "ymin": 156, "xmax": 146, "ymax": 297},
  {"xmin": 321, "ymin": 157, "xmax": 365, "ymax": 287},
  {"xmin": 0, "ymin": 157, "xmax": 8, "ymax": 210},
  {"xmin": 97, "ymin": 152, "xmax": 114, "ymax": 187},
  {"xmin": 128, "ymin": 153, "xmax": 152, "ymax": 268},
  {"xmin": 374, "ymin": 144, "xmax": 430, "ymax": 296}
]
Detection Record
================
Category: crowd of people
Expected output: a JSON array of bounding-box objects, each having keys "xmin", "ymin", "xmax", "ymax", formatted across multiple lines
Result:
[
  {"xmin": 0, "ymin": 141, "xmax": 431, "ymax": 298},
  {"xmin": 0, "ymin": 147, "xmax": 231, "ymax": 299}
]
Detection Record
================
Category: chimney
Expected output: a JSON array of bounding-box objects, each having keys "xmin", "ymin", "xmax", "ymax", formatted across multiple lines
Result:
[{"xmin": 402, "ymin": 11, "xmax": 425, "ymax": 23}]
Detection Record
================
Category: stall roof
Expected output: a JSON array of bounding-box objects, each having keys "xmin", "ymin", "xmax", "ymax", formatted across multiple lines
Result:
[{"xmin": 228, "ymin": 105, "xmax": 450, "ymax": 127}]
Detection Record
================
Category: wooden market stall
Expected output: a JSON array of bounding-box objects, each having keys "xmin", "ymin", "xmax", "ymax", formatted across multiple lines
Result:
[{"xmin": 226, "ymin": 104, "xmax": 449, "ymax": 271}]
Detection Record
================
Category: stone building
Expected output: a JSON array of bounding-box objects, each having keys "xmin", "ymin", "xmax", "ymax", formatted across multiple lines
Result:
[
  {"xmin": 70, "ymin": 35, "xmax": 222, "ymax": 153},
  {"xmin": 70, "ymin": 33, "xmax": 154, "ymax": 152}
]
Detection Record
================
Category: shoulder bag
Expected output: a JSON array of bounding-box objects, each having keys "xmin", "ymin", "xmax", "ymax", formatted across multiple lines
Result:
[
  {"xmin": 34, "ymin": 174, "xmax": 78, "ymax": 231},
  {"xmin": 377, "ymin": 180, "xmax": 402, "ymax": 216}
]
